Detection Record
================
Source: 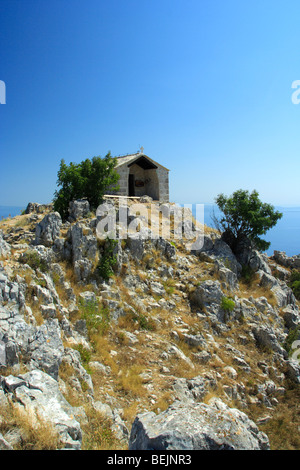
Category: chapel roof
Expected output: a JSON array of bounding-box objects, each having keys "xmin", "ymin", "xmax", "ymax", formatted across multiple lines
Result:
[{"xmin": 115, "ymin": 152, "xmax": 169, "ymax": 171}]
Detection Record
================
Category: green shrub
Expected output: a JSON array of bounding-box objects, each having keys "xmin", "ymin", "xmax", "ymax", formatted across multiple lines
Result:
[
  {"xmin": 79, "ymin": 299, "xmax": 110, "ymax": 336},
  {"xmin": 53, "ymin": 153, "xmax": 120, "ymax": 220},
  {"xmin": 289, "ymin": 270, "xmax": 300, "ymax": 300},
  {"xmin": 98, "ymin": 239, "xmax": 118, "ymax": 281},
  {"xmin": 284, "ymin": 326, "xmax": 300, "ymax": 356},
  {"xmin": 241, "ymin": 264, "xmax": 256, "ymax": 285},
  {"xmin": 19, "ymin": 250, "xmax": 49, "ymax": 273},
  {"xmin": 75, "ymin": 344, "xmax": 91, "ymax": 366},
  {"xmin": 221, "ymin": 296, "xmax": 235, "ymax": 312},
  {"xmin": 130, "ymin": 313, "xmax": 156, "ymax": 331},
  {"xmin": 214, "ymin": 189, "xmax": 282, "ymax": 252}
]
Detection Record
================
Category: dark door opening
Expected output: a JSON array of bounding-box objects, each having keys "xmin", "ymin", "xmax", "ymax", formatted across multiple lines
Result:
[{"xmin": 128, "ymin": 174, "xmax": 135, "ymax": 196}]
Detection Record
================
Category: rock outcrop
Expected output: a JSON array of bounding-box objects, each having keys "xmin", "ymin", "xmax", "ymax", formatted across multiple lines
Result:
[
  {"xmin": 1, "ymin": 369, "xmax": 82, "ymax": 449},
  {"xmin": 0, "ymin": 198, "xmax": 299, "ymax": 450},
  {"xmin": 129, "ymin": 399, "xmax": 270, "ymax": 450}
]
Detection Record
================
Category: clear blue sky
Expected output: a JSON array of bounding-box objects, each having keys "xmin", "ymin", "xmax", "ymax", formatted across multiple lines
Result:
[{"xmin": 1, "ymin": 0, "xmax": 300, "ymax": 207}]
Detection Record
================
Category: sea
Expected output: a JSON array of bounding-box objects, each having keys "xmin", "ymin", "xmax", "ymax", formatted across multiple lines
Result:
[
  {"xmin": 196, "ymin": 203, "xmax": 300, "ymax": 258},
  {"xmin": 0, "ymin": 204, "xmax": 299, "ymax": 258}
]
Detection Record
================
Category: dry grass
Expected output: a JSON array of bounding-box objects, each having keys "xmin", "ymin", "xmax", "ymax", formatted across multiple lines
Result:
[
  {"xmin": 247, "ymin": 381, "xmax": 300, "ymax": 450},
  {"xmin": 0, "ymin": 402, "xmax": 62, "ymax": 450},
  {"xmin": 81, "ymin": 406, "xmax": 126, "ymax": 450},
  {"xmin": 90, "ymin": 335, "xmax": 119, "ymax": 375},
  {"xmin": 117, "ymin": 364, "xmax": 147, "ymax": 397},
  {"xmin": 151, "ymin": 391, "xmax": 173, "ymax": 414},
  {"xmin": 122, "ymin": 402, "xmax": 139, "ymax": 426},
  {"xmin": 24, "ymin": 291, "xmax": 44, "ymax": 326}
]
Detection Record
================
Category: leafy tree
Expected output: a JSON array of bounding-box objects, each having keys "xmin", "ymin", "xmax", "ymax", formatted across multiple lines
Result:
[
  {"xmin": 214, "ymin": 189, "xmax": 282, "ymax": 252},
  {"xmin": 289, "ymin": 270, "xmax": 300, "ymax": 300},
  {"xmin": 53, "ymin": 153, "xmax": 119, "ymax": 220}
]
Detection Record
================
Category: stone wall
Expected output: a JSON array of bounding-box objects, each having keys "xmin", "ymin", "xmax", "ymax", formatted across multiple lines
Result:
[
  {"xmin": 157, "ymin": 166, "xmax": 169, "ymax": 203},
  {"xmin": 106, "ymin": 161, "xmax": 169, "ymax": 202},
  {"xmin": 106, "ymin": 164, "xmax": 129, "ymax": 197}
]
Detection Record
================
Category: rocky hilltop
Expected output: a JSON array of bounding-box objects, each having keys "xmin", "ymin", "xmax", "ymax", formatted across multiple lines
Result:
[{"xmin": 0, "ymin": 198, "xmax": 299, "ymax": 450}]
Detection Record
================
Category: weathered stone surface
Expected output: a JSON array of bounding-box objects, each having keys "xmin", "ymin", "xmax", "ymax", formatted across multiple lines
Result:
[
  {"xmin": 61, "ymin": 347, "xmax": 93, "ymax": 394},
  {"xmin": 181, "ymin": 332, "xmax": 206, "ymax": 348},
  {"xmin": 0, "ymin": 231, "xmax": 11, "ymax": 258},
  {"xmin": 68, "ymin": 223, "xmax": 97, "ymax": 262},
  {"xmin": 1, "ymin": 369, "xmax": 82, "ymax": 449},
  {"xmin": 68, "ymin": 199, "xmax": 90, "ymax": 222},
  {"xmin": 155, "ymin": 237, "xmax": 176, "ymax": 260},
  {"xmin": 172, "ymin": 375, "xmax": 213, "ymax": 403},
  {"xmin": 78, "ymin": 291, "xmax": 97, "ymax": 304},
  {"xmin": 126, "ymin": 233, "xmax": 145, "ymax": 260},
  {"xmin": 285, "ymin": 359, "xmax": 300, "ymax": 384},
  {"xmin": 0, "ymin": 265, "xmax": 26, "ymax": 309},
  {"xmin": 214, "ymin": 259, "xmax": 238, "ymax": 291},
  {"xmin": 28, "ymin": 319, "xmax": 64, "ymax": 380},
  {"xmin": 129, "ymin": 398, "xmax": 270, "ymax": 450},
  {"xmin": 282, "ymin": 305, "xmax": 300, "ymax": 329},
  {"xmin": 25, "ymin": 202, "xmax": 53, "ymax": 214},
  {"xmin": 0, "ymin": 304, "xmax": 35, "ymax": 368},
  {"xmin": 40, "ymin": 304, "xmax": 57, "ymax": 319},
  {"xmin": 35, "ymin": 212, "xmax": 62, "ymax": 247},
  {"xmin": 272, "ymin": 251, "xmax": 300, "ymax": 270},
  {"xmin": 252, "ymin": 325, "xmax": 287, "ymax": 358},
  {"xmin": 190, "ymin": 280, "xmax": 223, "ymax": 309},
  {"xmin": 166, "ymin": 344, "xmax": 194, "ymax": 369}
]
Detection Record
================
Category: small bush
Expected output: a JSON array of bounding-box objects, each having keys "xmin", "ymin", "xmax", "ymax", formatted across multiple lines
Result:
[
  {"xmin": 98, "ymin": 239, "xmax": 118, "ymax": 281},
  {"xmin": 240, "ymin": 265, "xmax": 256, "ymax": 285},
  {"xmin": 125, "ymin": 312, "xmax": 156, "ymax": 331},
  {"xmin": 221, "ymin": 296, "xmax": 235, "ymax": 312},
  {"xmin": 284, "ymin": 326, "xmax": 300, "ymax": 356},
  {"xmin": 19, "ymin": 250, "xmax": 48, "ymax": 272},
  {"xmin": 79, "ymin": 299, "xmax": 110, "ymax": 336},
  {"xmin": 75, "ymin": 343, "xmax": 92, "ymax": 366},
  {"xmin": 138, "ymin": 314, "xmax": 156, "ymax": 331},
  {"xmin": 289, "ymin": 270, "xmax": 300, "ymax": 300}
]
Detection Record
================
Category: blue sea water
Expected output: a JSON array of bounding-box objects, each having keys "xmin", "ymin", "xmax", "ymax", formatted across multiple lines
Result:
[
  {"xmin": 200, "ymin": 204, "xmax": 300, "ymax": 257},
  {"xmin": 0, "ymin": 206, "xmax": 25, "ymax": 219}
]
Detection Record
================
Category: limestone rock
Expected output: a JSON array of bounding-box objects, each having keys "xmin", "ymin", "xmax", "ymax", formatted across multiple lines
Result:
[
  {"xmin": 282, "ymin": 305, "xmax": 300, "ymax": 329},
  {"xmin": 25, "ymin": 202, "xmax": 53, "ymax": 214},
  {"xmin": 28, "ymin": 319, "xmax": 64, "ymax": 380},
  {"xmin": 0, "ymin": 304, "xmax": 35, "ymax": 369},
  {"xmin": 286, "ymin": 359, "xmax": 300, "ymax": 384},
  {"xmin": 0, "ymin": 231, "xmax": 11, "ymax": 258},
  {"xmin": 190, "ymin": 280, "xmax": 223, "ymax": 309},
  {"xmin": 129, "ymin": 398, "xmax": 270, "ymax": 450},
  {"xmin": 252, "ymin": 325, "xmax": 287, "ymax": 358},
  {"xmin": 61, "ymin": 348, "xmax": 93, "ymax": 394},
  {"xmin": 1, "ymin": 370, "xmax": 82, "ymax": 449},
  {"xmin": 272, "ymin": 251, "xmax": 300, "ymax": 270},
  {"xmin": 0, "ymin": 266, "xmax": 26, "ymax": 309},
  {"xmin": 214, "ymin": 259, "xmax": 238, "ymax": 291},
  {"xmin": 35, "ymin": 212, "xmax": 62, "ymax": 247},
  {"xmin": 68, "ymin": 199, "xmax": 90, "ymax": 222}
]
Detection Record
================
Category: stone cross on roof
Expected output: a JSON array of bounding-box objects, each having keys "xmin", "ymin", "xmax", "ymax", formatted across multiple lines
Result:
[{"xmin": 140, "ymin": 146, "xmax": 144, "ymax": 154}]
